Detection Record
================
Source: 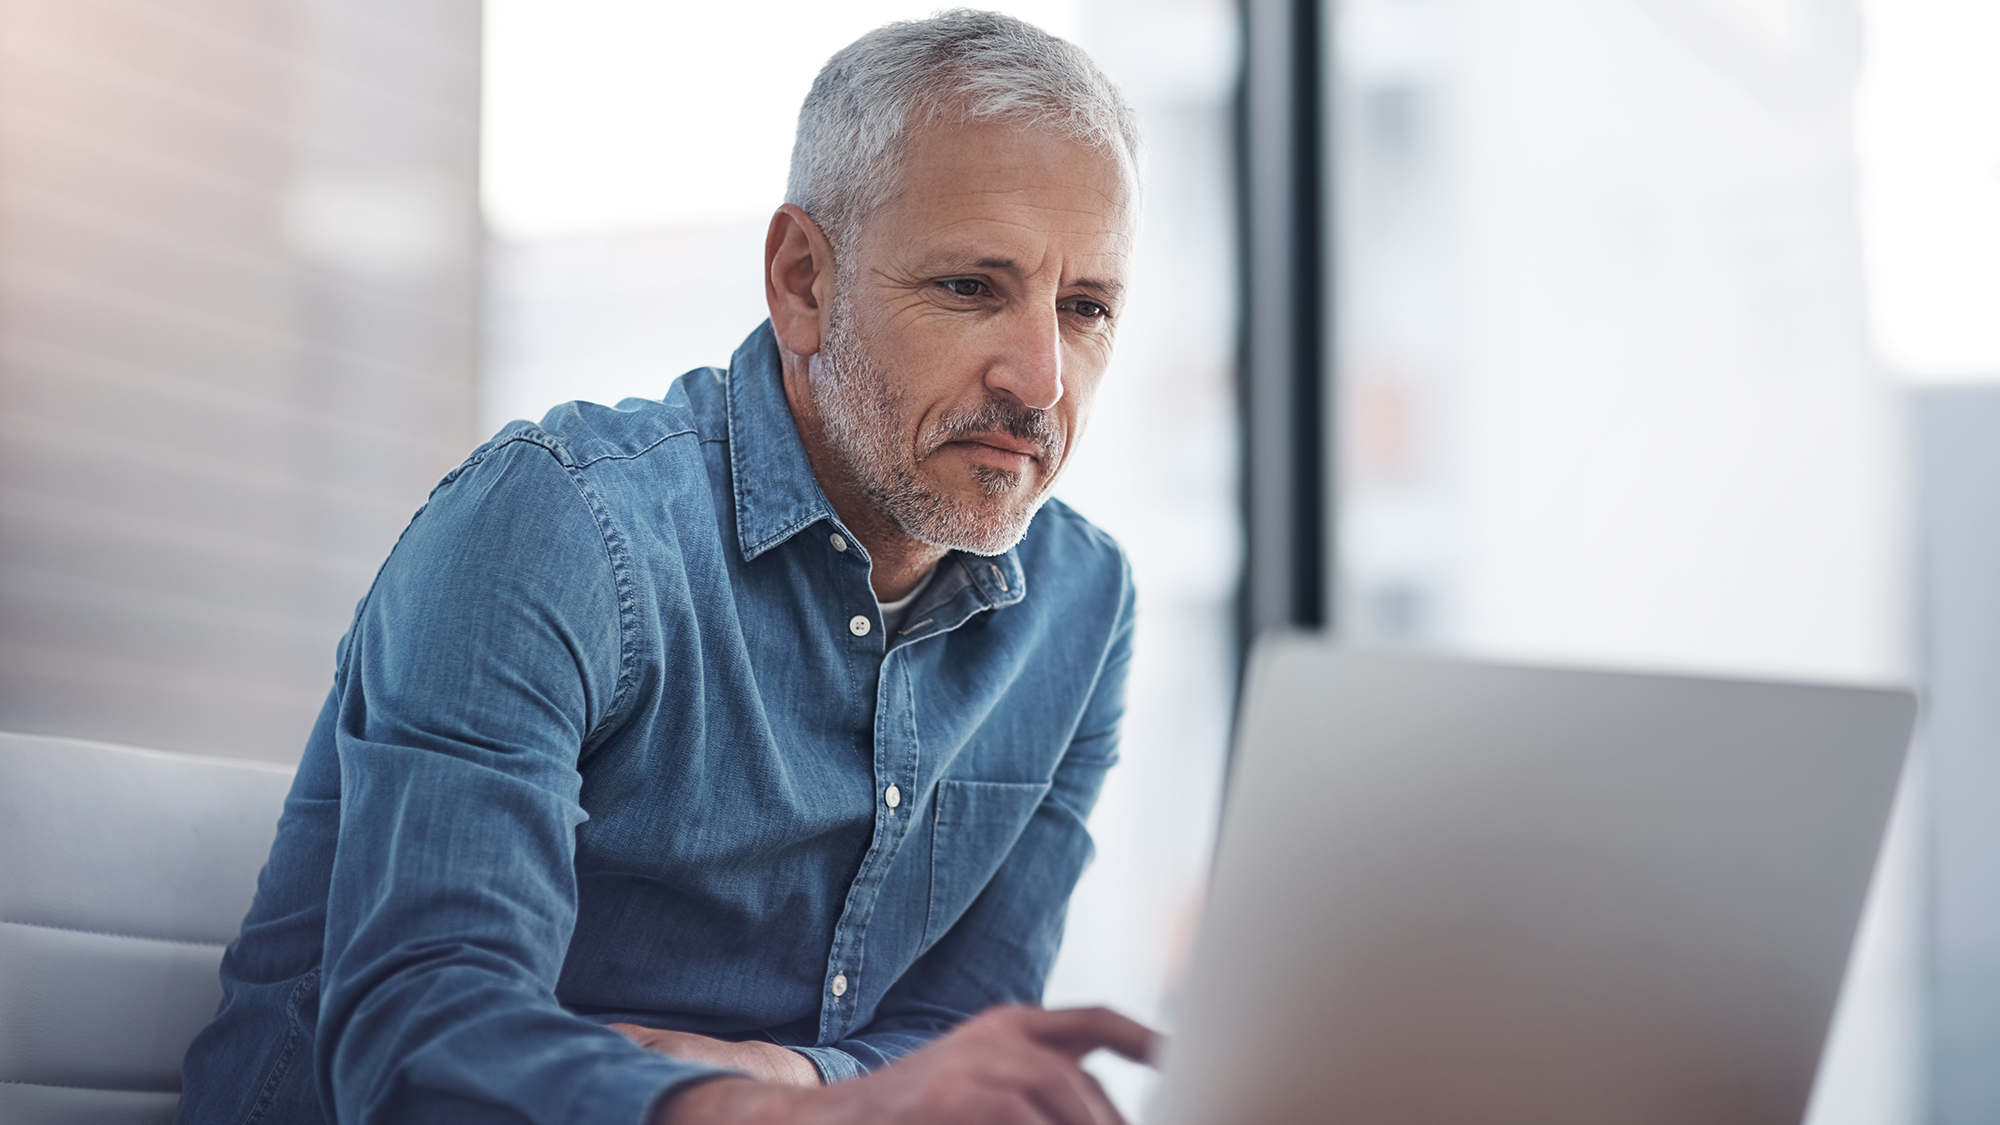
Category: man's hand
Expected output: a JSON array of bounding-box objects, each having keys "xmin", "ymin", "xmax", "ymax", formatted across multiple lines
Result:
[
  {"xmin": 654, "ymin": 1006, "xmax": 1159, "ymax": 1125},
  {"xmin": 611, "ymin": 1024, "xmax": 822, "ymax": 1087}
]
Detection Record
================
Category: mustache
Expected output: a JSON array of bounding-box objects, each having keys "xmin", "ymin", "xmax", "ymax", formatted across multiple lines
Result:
[{"xmin": 928, "ymin": 397, "xmax": 1064, "ymax": 463}]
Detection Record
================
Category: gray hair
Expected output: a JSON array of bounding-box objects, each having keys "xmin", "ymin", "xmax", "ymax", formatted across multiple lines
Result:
[{"xmin": 787, "ymin": 8, "xmax": 1140, "ymax": 257}]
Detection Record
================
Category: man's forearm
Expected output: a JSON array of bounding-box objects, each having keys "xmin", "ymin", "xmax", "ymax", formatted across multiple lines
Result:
[
  {"xmin": 613, "ymin": 1025, "xmax": 822, "ymax": 1087},
  {"xmin": 648, "ymin": 1006, "xmax": 1157, "ymax": 1125}
]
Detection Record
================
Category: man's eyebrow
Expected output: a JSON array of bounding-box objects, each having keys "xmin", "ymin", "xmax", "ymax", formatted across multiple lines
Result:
[
  {"xmin": 1070, "ymin": 277, "xmax": 1124, "ymax": 299},
  {"xmin": 935, "ymin": 257, "xmax": 1125, "ymax": 299}
]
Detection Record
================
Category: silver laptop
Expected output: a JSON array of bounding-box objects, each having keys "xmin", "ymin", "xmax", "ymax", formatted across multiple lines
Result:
[{"xmin": 1148, "ymin": 638, "xmax": 1916, "ymax": 1125}]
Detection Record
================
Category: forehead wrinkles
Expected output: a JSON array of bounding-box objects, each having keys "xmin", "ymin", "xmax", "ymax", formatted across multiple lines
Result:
[
  {"xmin": 914, "ymin": 181, "xmax": 1133, "ymax": 246},
  {"xmin": 902, "ymin": 217, "xmax": 1131, "ymax": 292}
]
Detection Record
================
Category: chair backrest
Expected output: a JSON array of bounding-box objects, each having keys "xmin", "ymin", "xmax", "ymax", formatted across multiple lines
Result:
[{"xmin": 0, "ymin": 732, "xmax": 294, "ymax": 1124}]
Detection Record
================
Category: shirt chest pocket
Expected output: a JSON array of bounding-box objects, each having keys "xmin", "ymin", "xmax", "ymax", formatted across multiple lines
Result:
[{"xmin": 921, "ymin": 778, "xmax": 1051, "ymax": 949}]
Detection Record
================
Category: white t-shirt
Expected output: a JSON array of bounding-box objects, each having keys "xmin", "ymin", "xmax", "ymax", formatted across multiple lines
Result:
[{"xmin": 877, "ymin": 564, "xmax": 940, "ymax": 636}]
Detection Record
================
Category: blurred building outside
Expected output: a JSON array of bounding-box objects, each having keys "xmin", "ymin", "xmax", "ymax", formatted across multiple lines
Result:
[{"xmin": 1856, "ymin": 3, "xmax": 2000, "ymax": 1121}]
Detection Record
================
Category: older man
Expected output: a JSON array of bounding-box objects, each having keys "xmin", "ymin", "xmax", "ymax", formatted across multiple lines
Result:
[{"xmin": 178, "ymin": 11, "xmax": 1151, "ymax": 1125}]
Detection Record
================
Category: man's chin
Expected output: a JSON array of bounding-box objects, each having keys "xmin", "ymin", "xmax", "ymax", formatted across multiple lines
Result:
[{"xmin": 896, "ymin": 492, "xmax": 1043, "ymax": 556}]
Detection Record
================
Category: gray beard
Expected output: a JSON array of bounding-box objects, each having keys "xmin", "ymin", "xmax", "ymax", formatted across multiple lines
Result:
[{"xmin": 809, "ymin": 293, "xmax": 1063, "ymax": 556}]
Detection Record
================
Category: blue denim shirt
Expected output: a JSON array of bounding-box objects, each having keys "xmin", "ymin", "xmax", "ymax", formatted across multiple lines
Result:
[{"xmin": 175, "ymin": 323, "xmax": 1135, "ymax": 1125}]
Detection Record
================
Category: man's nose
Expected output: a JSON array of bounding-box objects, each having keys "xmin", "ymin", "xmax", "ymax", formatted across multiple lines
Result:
[{"xmin": 985, "ymin": 307, "xmax": 1064, "ymax": 412}]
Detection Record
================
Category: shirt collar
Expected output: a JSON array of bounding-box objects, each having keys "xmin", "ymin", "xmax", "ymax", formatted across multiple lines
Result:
[
  {"xmin": 726, "ymin": 321, "xmax": 839, "ymax": 561},
  {"xmin": 722, "ymin": 321, "xmax": 1028, "ymax": 610}
]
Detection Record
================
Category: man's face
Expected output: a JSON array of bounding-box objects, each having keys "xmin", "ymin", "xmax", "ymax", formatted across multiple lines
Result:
[{"xmin": 808, "ymin": 118, "xmax": 1134, "ymax": 556}]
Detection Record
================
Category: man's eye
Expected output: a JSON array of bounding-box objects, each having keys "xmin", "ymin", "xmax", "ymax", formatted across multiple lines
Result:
[
  {"xmin": 943, "ymin": 279, "xmax": 985, "ymax": 298},
  {"xmin": 1069, "ymin": 299, "xmax": 1108, "ymax": 320}
]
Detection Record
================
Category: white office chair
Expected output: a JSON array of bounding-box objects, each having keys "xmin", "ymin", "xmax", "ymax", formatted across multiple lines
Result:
[{"xmin": 0, "ymin": 732, "xmax": 294, "ymax": 1124}]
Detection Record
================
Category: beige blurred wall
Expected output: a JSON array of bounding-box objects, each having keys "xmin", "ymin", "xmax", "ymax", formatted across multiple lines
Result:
[{"xmin": 0, "ymin": 0, "xmax": 482, "ymax": 763}]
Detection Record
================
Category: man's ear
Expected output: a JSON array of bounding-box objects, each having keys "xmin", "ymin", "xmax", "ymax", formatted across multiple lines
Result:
[{"xmin": 766, "ymin": 204, "xmax": 836, "ymax": 359}]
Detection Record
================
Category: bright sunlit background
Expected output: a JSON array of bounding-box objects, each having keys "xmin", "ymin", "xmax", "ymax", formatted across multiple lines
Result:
[
  {"xmin": 1331, "ymin": 2, "xmax": 1995, "ymax": 1123},
  {"xmin": 1855, "ymin": 0, "xmax": 2000, "ymax": 379},
  {"xmin": 1, "ymin": 0, "xmax": 1994, "ymax": 1120}
]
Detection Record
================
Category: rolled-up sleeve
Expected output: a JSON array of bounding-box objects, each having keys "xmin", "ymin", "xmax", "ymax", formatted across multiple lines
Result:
[{"xmin": 315, "ymin": 438, "xmax": 726, "ymax": 1124}]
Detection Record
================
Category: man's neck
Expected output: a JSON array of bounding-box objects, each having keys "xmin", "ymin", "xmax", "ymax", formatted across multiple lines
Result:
[{"xmin": 780, "ymin": 354, "xmax": 948, "ymax": 603}]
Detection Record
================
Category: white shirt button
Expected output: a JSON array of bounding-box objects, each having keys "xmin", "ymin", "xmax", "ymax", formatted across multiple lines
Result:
[
  {"xmin": 848, "ymin": 615, "xmax": 871, "ymax": 637},
  {"xmin": 884, "ymin": 784, "xmax": 901, "ymax": 809},
  {"xmin": 831, "ymin": 972, "xmax": 848, "ymax": 997},
  {"xmin": 830, "ymin": 533, "xmax": 847, "ymax": 552}
]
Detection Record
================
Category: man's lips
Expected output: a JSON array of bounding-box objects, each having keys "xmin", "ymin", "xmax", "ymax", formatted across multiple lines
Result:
[{"xmin": 946, "ymin": 432, "xmax": 1046, "ymax": 465}]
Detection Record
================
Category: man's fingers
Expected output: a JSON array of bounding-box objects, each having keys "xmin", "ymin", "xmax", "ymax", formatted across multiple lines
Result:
[
  {"xmin": 1010, "ymin": 1045, "xmax": 1128, "ymax": 1125},
  {"xmin": 1071, "ymin": 1060, "xmax": 1127, "ymax": 1125},
  {"xmin": 1017, "ymin": 1006, "xmax": 1160, "ymax": 1065}
]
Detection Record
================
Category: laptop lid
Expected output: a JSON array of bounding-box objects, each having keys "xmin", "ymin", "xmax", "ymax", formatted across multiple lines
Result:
[{"xmin": 1148, "ymin": 640, "xmax": 1916, "ymax": 1125}]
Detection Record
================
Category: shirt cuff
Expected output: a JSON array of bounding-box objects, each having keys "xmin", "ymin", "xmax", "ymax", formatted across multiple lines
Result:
[
  {"xmin": 570, "ymin": 1051, "xmax": 736, "ymax": 1125},
  {"xmin": 787, "ymin": 1045, "xmax": 865, "ymax": 1084}
]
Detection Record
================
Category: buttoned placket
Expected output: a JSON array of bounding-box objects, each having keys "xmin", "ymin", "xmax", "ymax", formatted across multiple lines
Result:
[
  {"xmin": 714, "ymin": 327, "xmax": 1038, "ymax": 1050},
  {"xmin": 810, "ymin": 529, "xmax": 1025, "ymax": 1045},
  {"xmin": 816, "ymin": 522, "xmax": 902, "ymax": 1038}
]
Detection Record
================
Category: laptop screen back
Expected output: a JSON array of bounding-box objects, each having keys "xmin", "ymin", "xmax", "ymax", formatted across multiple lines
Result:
[{"xmin": 1149, "ymin": 641, "xmax": 1915, "ymax": 1125}]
